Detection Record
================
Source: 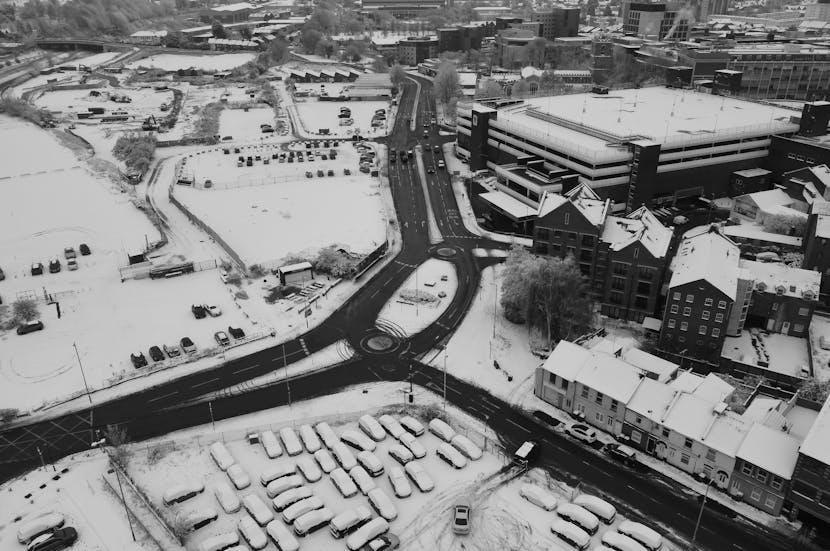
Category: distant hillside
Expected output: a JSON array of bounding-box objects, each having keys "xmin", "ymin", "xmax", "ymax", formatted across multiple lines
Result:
[{"xmin": 0, "ymin": 0, "xmax": 178, "ymax": 39}]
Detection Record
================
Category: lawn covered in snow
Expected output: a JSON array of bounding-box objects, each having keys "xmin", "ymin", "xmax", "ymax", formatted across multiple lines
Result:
[
  {"xmin": 175, "ymin": 144, "xmax": 386, "ymax": 268},
  {"xmin": 218, "ymin": 107, "xmax": 275, "ymax": 141},
  {"xmin": 377, "ymin": 259, "xmax": 457, "ymax": 338},
  {"xmin": 128, "ymin": 53, "xmax": 256, "ymax": 72}
]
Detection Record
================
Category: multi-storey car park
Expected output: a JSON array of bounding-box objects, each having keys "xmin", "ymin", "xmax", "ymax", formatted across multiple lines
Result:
[{"xmin": 457, "ymin": 87, "xmax": 804, "ymax": 213}]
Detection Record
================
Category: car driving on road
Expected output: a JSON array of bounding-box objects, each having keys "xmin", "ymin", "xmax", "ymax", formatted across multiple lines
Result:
[{"xmin": 452, "ymin": 498, "xmax": 471, "ymax": 535}]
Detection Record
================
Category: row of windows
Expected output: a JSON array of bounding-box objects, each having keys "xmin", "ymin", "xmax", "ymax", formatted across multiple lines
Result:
[
  {"xmin": 669, "ymin": 305, "xmax": 725, "ymax": 323},
  {"xmin": 666, "ymin": 319, "xmax": 722, "ymax": 337},
  {"xmin": 740, "ymin": 463, "xmax": 783, "ymax": 490},
  {"xmin": 662, "ymin": 333, "xmax": 720, "ymax": 349},
  {"xmin": 658, "ymin": 146, "xmax": 769, "ymax": 167},
  {"xmin": 673, "ymin": 292, "xmax": 728, "ymax": 309}
]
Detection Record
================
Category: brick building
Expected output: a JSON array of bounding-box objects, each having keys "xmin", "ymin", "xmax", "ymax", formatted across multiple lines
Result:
[
  {"xmin": 397, "ymin": 36, "xmax": 438, "ymax": 66},
  {"xmin": 530, "ymin": 6, "xmax": 580, "ymax": 41},
  {"xmin": 803, "ymin": 201, "xmax": 830, "ymax": 303},
  {"xmin": 534, "ymin": 184, "xmax": 673, "ymax": 323}
]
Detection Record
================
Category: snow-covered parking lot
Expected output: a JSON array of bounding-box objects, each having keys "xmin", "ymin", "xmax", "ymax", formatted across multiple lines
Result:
[
  {"xmin": 218, "ymin": 107, "xmax": 276, "ymax": 142},
  {"xmin": 175, "ymin": 141, "xmax": 387, "ymax": 268},
  {"xmin": 32, "ymin": 85, "xmax": 174, "ymax": 120},
  {"xmin": 291, "ymin": 83, "xmax": 393, "ymax": 139},
  {"xmin": 127, "ymin": 53, "xmax": 256, "ymax": 72}
]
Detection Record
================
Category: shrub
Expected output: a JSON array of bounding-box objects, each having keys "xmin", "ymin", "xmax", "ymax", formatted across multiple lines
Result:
[
  {"xmin": 0, "ymin": 408, "xmax": 19, "ymax": 423},
  {"xmin": 313, "ymin": 246, "xmax": 359, "ymax": 278},
  {"xmin": 112, "ymin": 133, "xmax": 156, "ymax": 175},
  {"xmin": 13, "ymin": 299, "xmax": 39, "ymax": 322}
]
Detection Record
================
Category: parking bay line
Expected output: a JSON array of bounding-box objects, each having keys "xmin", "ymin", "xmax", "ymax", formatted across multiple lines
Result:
[{"xmin": 192, "ymin": 377, "xmax": 220, "ymax": 389}]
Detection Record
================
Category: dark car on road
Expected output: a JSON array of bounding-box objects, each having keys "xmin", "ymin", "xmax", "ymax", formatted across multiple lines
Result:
[
  {"xmin": 532, "ymin": 410, "xmax": 561, "ymax": 428},
  {"xmin": 27, "ymin": 527, "xmax": 78, "ymax": 551},
  {"xmin": 149, "ymin": 346, "xmax": 165, "ymax": 362},
  {"xmin": 604, "ymin": 443, "xmax": 637, "ymax": 466},
  {"xmin": 131, "ymin": 351, "xmax": 148, "ymax": 368},
  {"xmin": 191, "ymin": 304, "xmax": 206, "ymax": 319},
  {"xmin": 17, "ymin": 320, "xmax": 44, "ymax": 335}
]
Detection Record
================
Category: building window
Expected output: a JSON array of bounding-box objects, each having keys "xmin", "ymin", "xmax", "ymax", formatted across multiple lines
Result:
[
  {"xmin": 553, "ymin": 230, "xmax": 562, "ymax": 239},
  {"xmin": 635, "ymin": 296, "xmax": 648, "ymax": 309},
  {"xmin": 706, "ymin": 449, "xmax": 716, "ymax": 461},
  {"xmin": 772, "ymin": 303, "xmax": 779, "ymax": 312},
  {"xmin": 662, "ymin": 427, "xmax": 669, "ymax": 438},
  {"xmin": 756, "ymin": 469, "xmax": 768, "ymax": 484},
  {"xmin": 668, "ymin": 319, "xmax": 676, "ymax": 329},
  {"xmin": 582, "ymin": 234, "xmax": 595, "ymax": 247},
  {"xmin": 718, "ymin": 300, "xmax": 727, "ymax": 309},
  {"xmin": 612, "ymin": 277, "xmax": 625, "ymax": 290},
  {"xmin": 680, "ymin": 321, "xmax": 688, "ymax": 331},
  {"xmin": 595, "ymin": 411, "xmax": 603, "ymax": 422},
  {"xmin": 699, "ymin": 325, "xmax": 707, "ymax": 335},
  {"xmin": 750, "ymin": 489, "xmax": 762, "ymax": 502},
  {"xmin": 705, "ymin": 298, "xmax": 713, "ymax": 307},
  {"xmin": 678, "ymin": 336, "xmax": 686, "ymax": 343},
  {"xmin": 765, "ymin": 495, "xmax": 777, "ymax": 510},
  {"xmin": 684, "ymin": 437, "xmax": 693, "ymax": 449},
  {"xmin": 683, "ymin": 307, "xmax": 691, "ymax": 316},
  {"xmin": 671, "ymin": 305, "xmax": 679, "ymax": 314},
  {"xmin": 635, "ymin": 415, "xmax": 642, "ymax": 424},
  {"xmin": 681, "ymin": 453, "xmax": 690, "ymax": 465},
  {"xmin": 631, "ymin": 430, "xmax": 642, "ymax": 444},
  {"xmin": 715, "ymin": 313, "xmax": 724, "ymax": 323},
  {"xmin": 702, "ymin": 310, "xmax": 710, "ymax": 321},
  {"xmin": 686, "ymin": 294, "xmax": 695, "ymax": 303},
  {"xmin": 771, "ymin": 476, "xmax": 783, "ymax": 491},
  {"xmin": 552, "ymin": 243, "xmax": 561, "ymax": 254},
  {"xmin": 580, "ymin": 250, "xmax": 593, "ymax": 262},
  {"xmin": 537, "ymin": 228, "xmax": 550, "ymax": 240},
  {"xmin": 568, "ymin": 232, "xmax": 577, "ymax": 241},
  {"xmin": 640, "ymin": 266, "xmax": 654, "ymax": 280},
  {"xmin": 613, "ymin": 262, "xmax": 628, "ymax": 276},
  {"xmin": 637, "ymin": 281, "xmax": 651, "ymax": 295},
  {"xmin": 610, "ymin": 400, "xmax": 618, "ymax": 412},
  {"xmin": 794, "ymin": 324, "xmax": 805, "ymax": 333},
  {"xmin": 673, "ymin": 292, "xmax": 681, "ymax": 301},
  {"xmin": 595, "ymin": 392, "xmax": 604, "ymax": 405},
  {"xmin": 798, "ymin": 307, "xmax": 810, "ymax": 317},
  {"xmin": 712, "ymin": 328, "xmax": 720, "ymax": 338},
  {"xmin": 581, "ymin": 386, "xmax": 589, "ymax": 398},
  {"xmin": 560, "ymin": 379, "xmax": 569, "ymax": 391},
  {"xmin": 742, "ymin": 463, "xmax": 753, "ymax": 476},
  {"xmin": 564, "ymin": 213, "xmax": 570, "ymax": 225}
]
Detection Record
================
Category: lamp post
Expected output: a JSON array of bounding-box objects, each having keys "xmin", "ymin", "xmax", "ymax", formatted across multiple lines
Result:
[
  {"xmin": 73, "ymin": 342, "xmax": 93, "ymax": 406},
  {"xmin": 690, "ymin": 476, "xmax": 715, "ymax": 550},
  {"xmin": 92, "ymin": 435, "xmax": 136, "ymax": 542},
  {"xmin": 443, "ymin": 351, "xmax": 447, "ymax": 413}
]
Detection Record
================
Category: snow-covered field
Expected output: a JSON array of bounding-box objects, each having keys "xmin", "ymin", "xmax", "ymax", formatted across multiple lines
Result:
[
  {"xmin": 175, "ymin": 143, "xmax": 386, "ymax": 268},
  {"xmin": 292, "ymin": 83, "xmax": 392, "ymax": 138},
  {"xmin": 218, "ymin": 107, "xmax": 275, "ymax": 141},
  {"xmin": 128, "ymin": 54, "xmax": 256, "ymax": 72},
  {"xmin": 33, "ymin": 85, "xmax": 174, "ymax": 120},
  {"xmin": 377, "ymin": 259, "xmax": 457, "ymax": 338},
  {"xmin": 722, "ymin": 329, "xmax": 811, "ymax": 377}
]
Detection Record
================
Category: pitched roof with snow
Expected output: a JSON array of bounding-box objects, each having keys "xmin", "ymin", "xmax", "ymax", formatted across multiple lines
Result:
[
  {"xmin": 622, "ymin": 348, "xmax": 678, "ymax": 383},
  {"xmin": 737, "ymin": 423, "xmax": 801, "ymax": 479},
  {"xmin": 565, "ymin": 183, "xmax": 608, "ymax": 226},
  {"xmin": 662, "ymin": 393, "xmax": 717, "ymax": 441},
  {"xmin": 800, "ymin": 394, "xmax": 830, "ymax": 466},
  {"xmin": 691, "ymin": 373, "xmax": 735, "ymax": 403},
  {"xmin": 668, "ymin": 226, "xmax": 740, "ymax": 299},
  {"xmin": 626, "ymin": 377, "xmax": 679, "ymax": 420},
  {"xmin": 538, "ymin": 340, "xmax": 592, "ymax": 382},
  {"xmin": 699, "ymin": 411, "xmax": 752, "ymax": 458},
  {"xmin": 739, "ymin": 259, "xmax": 821, "ymax": 301},
  {"xmin": 601, "ymin": 206, "xmax": 672, "ymax": 259},
  {"xmin": 738, "ymin": 188, "xmax": 794, "ymax": 211}
]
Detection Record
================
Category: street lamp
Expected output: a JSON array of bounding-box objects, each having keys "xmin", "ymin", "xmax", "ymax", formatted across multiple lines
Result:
[
  {"xmin": 92, "ymin": 435, "xmax": 136, "ymax": 542},
  {"xmin": 443, "ymin": 351, "xmax": 448, "ymax": 413},
  {"xmin": 690, "ymin": 476, "xmax": 715, "ymax": 550}
]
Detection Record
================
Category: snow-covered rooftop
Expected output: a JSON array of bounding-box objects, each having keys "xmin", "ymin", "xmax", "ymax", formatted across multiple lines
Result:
[
  {"xmin": 662, "ymin": 393, "xmax": 718, "ymax": 441},
  {"xmin": 738, "ymin": 188, "xmax": 794, "ymax": 211},
  {"xmin": 739, "ymin": 259, "xmax": 821, "ymax": 300},
  {"xmin": 482, "ymin": 87, "xmax": 799, "ymax": 164},
  {"xmin": 741, "ymin": 396, "xmax": 784, "ymax": 424},
  {"xmin": 131, "ymin": 30, "xmax": 168, "ymax": 38},
  {"xmin": 721, "ymin": 224, "xmax": 802, "ymax": 248},
  {"xmin": 539, "ymin": 340, "xmax": 592, "ymax": 382},
  {"xmin": 737, "ymin": 423, "xmax": 801, "ymax": 479},
  {"xmin": 722, "ymin": 331, "xmax": 811, "ymax": 378},
  {"xmin": 210, "ymin": 2, "xmax": 253, "ymax": 12},
  {"xmin": 692, "ymin": 373, "xmax": 736, "ymax": 403},
  {"xmin": 669, "ymin": 226, "xmax": 740, "ymax": 300},
  {"xmin": 812, "ymin": 201, "xmax": 830, "ymax": 239},
  {"xmin": 700, "ymin": 411, "xmax": 752, "ymax": 458},
  {"xmin": 481, "ymin": 190, "xmax": 538, "ymax": 219},
  {"xmin": 796, "ymin": 394, "xmax": 830, "ymax": 465},
  {"xmin": 622, "ymin": 348, "xmax": 678, "ymax": 383},
  {"xmin": 566, "ymin": 183, "xmax": 609, "ymax": 226},
  {"xmin": 626, "ymin": 377, "xmax": 678, "ymax": 420},
  {"xmin": 601, "ymin": 206, "xmax": 672, "ymax": 259}
]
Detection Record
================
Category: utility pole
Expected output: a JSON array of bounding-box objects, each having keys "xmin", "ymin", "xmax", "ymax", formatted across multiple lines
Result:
[
  {"xmin": 93, "ymin": 436, "xmax": 136, "ymax": 542},
  {"xmin": 73, "ymin": 342, "xmax": 93, "ymax": 406},
  {"xmin": 443, "ymin": 351, "xmax": 448, "ymax": 412},
  {"xmin": 283, "ymin": 344, "xmax": 292, "ymax": 411},
  {"xmin": 208, "ymin": 401, "xmax": 215, "ymax": 431}
]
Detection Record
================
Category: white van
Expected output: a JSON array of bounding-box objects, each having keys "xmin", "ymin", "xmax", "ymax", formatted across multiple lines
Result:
[
  {"xmin": 227, "ymin": 464, "xmax": 251, "ymax": 490},
  {"xmin": 209, "ymin": 441, "xmax": 235, "ymax": 471},
  {"xmin": 601, "ymin": 531, "xmax": 648, "ymax": 551},
  {"xmin": 450, "ymin": 434, "xmax": 483, "ymax": 460},
  {"xmin": 550, "ymin": 519, "xmax": 590, "ymax": 550},
  {"xmin": 16, "ymin": 512, "xmax": 65, "ymax": 544},
  {"xmin": 298, "ymin": 424, "xmax": 322, "ymax": 453},
  {"xmin": 436, "ymin": 442, "xmax": 467, "ymax": 469},
  {"xmin": 367, "ymin": 488, "xmax": 398, "ymax": 521},
  {"xmin": 266, "ymin": 519, "xmax": 299, "ymax": 551},
  {"xmin": 340, "ymin": 429, "xmax": 376, "ymax": 452},
  {"xmin": 272, "ymin": 486, "xmax": 314, "ymax": 512},
  {"xmin": 329, "ymin": 506, "xmax": 372, "ymax": 539},
  {"xmin": 398, "ymin": 432, "xmax": 426, "ymax": 459},
  {"xmin": 330, "ymin": 467, "xmax": 359, "ymax": 498},
  {"xmin": 238, "ymin": 516, "xmax": 268, "ymax": 550},
  {"xmin": 180, "ymin": 507, "xmax": 218, "ymax": 532},
  {"xmin": 282, "ymin": 496, "xmax": 324, "ymax": 524},
  {"xmin": 297, "ymin": 455, "xmax": 323, "ymax": 482},
  {"xmin": 197, "ymin": 532, "xmax": 239, "ymax": 551},
  {"xmin": 573, "ymin": 494, "xmax": 617, "ymax": 524},
  {"xmin": 260, "ymin": 430, "xmax": 283, "ymax": 458},
  {"xmin": 519, "ymin": 484, "xmax": 558, "ymax": 511},
  {"xmin": 293, "ymin": 507, "xmax": 334, "ymax": 537},
  {"xmin": 618, "ymin": 521, "xmax": 663, "ymax": 551},
  {"xmin": 163, "ymin": 481, "xmax": 205, "ymax": 506},
  {"xmin": 378, "ymin": 415, "xmax": 405, "ymax": 439},
  {"xmin": 428, "ymin": 419, "xmax": 456, "ymax": 442},
  {"xmin": 557, "ymin": 503, "xmax": 599, "ymax": 535},
  {"xmin": 261, "ymin": 463, "xmax": 296, "ymax": 486},
  {"xmin": 399, "ymin": 416, "xmax": 425, "ymax": 436},
  {"xmin": 315, "ymin": 422, "xmax": 339, "ymax": 449},
  {"xmin": 358, "ymin": 414, "xmax": 386, "ymax": 441},
  {"xmin": 214, "ymin": 482, "xmax": 242, "ymax": 513},
  {"xmin": 346, "ymin": 517, "xmax": 389, "ymax": 551},
  {"xmin": 331, "ymin": 442, "xmax": 358, "ymax": 470},
  {"xmin": 279, "ymin": 427, "xmax": 303, "ymax": 456},
  {"xmin": 356, "ymin": 450, "xmax": 385, "ymax": 477},
  {"xmin": 265, "ymin": 474, "xmax": 304, "ymax": 499},
  {"xmin": 314, "ymin": 448, "xmax": 337, "ymax": 473},
  {"xmin": 349, "ymin": 465, "xmax": 377, "ymax": 495},
  {"xmin": 242, "ymin": 493, "xmax": 274, "ymax": 526}
]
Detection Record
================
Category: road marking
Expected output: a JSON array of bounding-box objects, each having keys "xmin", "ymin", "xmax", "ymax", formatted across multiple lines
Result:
[
  {"xmin": 192, "ymin": 377, "xmax": 219, "ymax": 389},
  {"xmin": 505, "ymin": 418, "xmax": 530, "ymax": 433},
  {"xmin": 233, "ymin": 363, "xmax": 259, "ymax": 374},
  {"xmin": 478, "ymin": 402, "xmax": 497, "ymax": 413},
  {"xmin": 147, "ymin": 391, "xmax": 178, "ymax": 403}
]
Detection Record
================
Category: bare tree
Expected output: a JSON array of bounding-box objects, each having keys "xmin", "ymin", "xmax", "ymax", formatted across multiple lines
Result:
[
  {"xmin": 13, "ymin": 298, "xmax": 39, "ymax": 322},
  {"xmin": 511, "ymin": 79, "xmax": 531, "ymax": 98},
  {"xmin": 104, "ymin": 424, "xmax": 131, "ymax": 468},
  {"xmin": 433, "ymin": 61, "xmax": 461, "ymax": 105},
  {"xmin": 477, "ymin": 77, "xmax": 503, "ymax": 98},
  {"xmin": 389, "ymin": 64, "xmax": 407, "ymax": 89}
]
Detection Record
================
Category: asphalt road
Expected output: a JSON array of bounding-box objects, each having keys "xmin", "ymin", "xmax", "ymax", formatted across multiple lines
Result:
[{"xmin": 0, "ymin": 73, "xmax": 809, "ymax": 551}]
